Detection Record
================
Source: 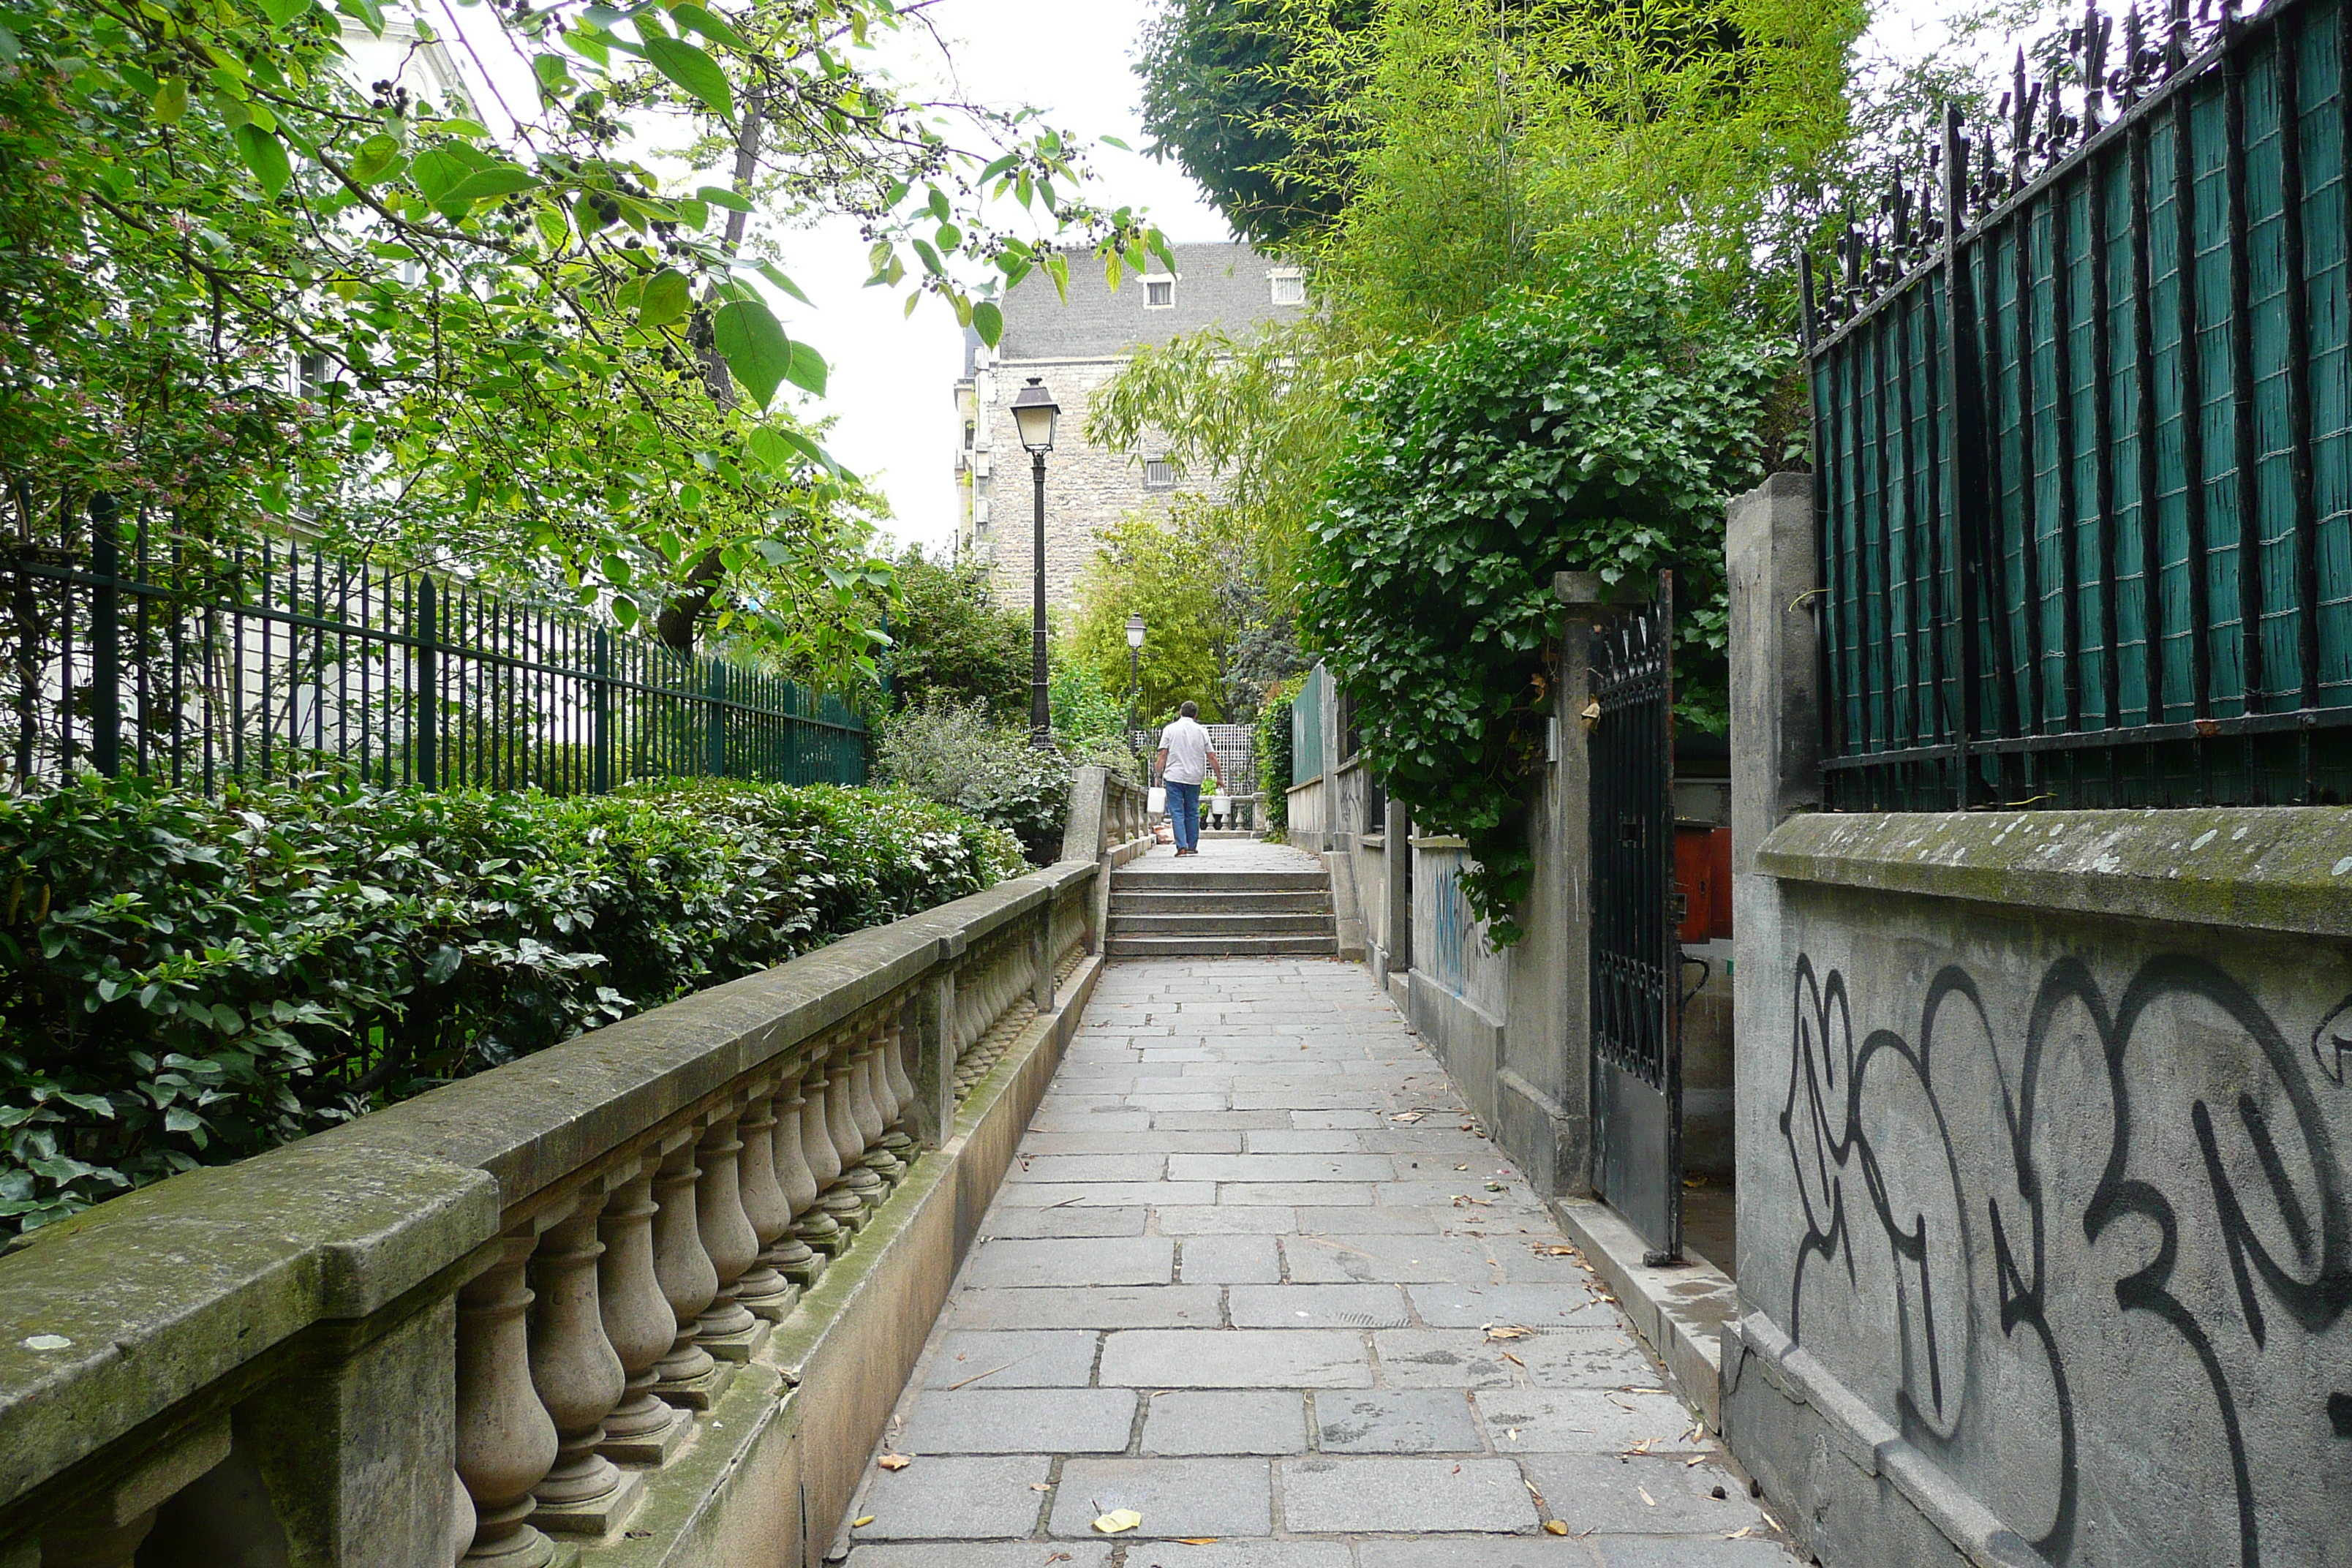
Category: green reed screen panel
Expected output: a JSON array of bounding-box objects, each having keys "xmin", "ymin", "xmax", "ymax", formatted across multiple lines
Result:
[{"xmin": 1804, "ymin": 0, "xmax": 2352, "ymax": 810}]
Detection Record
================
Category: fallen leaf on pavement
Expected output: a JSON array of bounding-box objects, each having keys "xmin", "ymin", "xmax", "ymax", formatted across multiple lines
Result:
[
  {"xmin": 877, "ymin": 1455, "xmax": 911, "ymax": 1471},
  {"xmin": 1638, "ymin": 1488, "xmax": 1656, "ymax": 1507},
  {"xmin": 1533, "ymin": 1243, "xmax": 1577, "ymax": 1256},
  {"xmin": 853, "ymin": 1517, "xmax": 874, "ymax": 1528},
  {"xmin": 1093, "ymin": 1509, "xmax": 1142, "ymax": 1534},
  {"xmin": 1686, "ymin": 1455, "xmax": 1708, "ymax": 1466},
  {"xmin": 1501, "ymin": 1351, "xmax": 1526, "ymax": 1367},
  {"xmin": 1624, "ymin": 1438, "xmax": 1656, "ymax": 1456},
  {"xmin": 1726, "ymin": 1527, "xmax": 1757, "ymax": 1539},
  {"xmin": 1031, "ymin": 1482, "xmax": 1054, "ymax": 1491},
  {"xmin": 1543, "ymin": 1520, "xmax": 1569, "ymax": 1537},
  {"xmin": 1176, "ymin": 1539, "xmax": 1220, "ymax": 1545},
  {"xmin": 1483, "ymin": 1324, "xmax": 1531, "ymax": 1341},
  {"xmin": 1455, "ymin": 1164, "xmax": 1470, "ymax": 1171}
]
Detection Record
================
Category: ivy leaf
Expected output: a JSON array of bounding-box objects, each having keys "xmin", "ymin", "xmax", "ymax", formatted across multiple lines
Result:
[
  {"xmin": 235, "ymin": 124, "xmax": 292, "ymax": 197},
  {"xmin": 638, "ymin": 268, "xmax": 691, "ymax": 328},
  {"xmin": 644, "ymin": 36, "xmax": 734, "ymax": 121},
  {"xmin": 712, "ymin": 296, "xmax": 791, "ymax": 408}
]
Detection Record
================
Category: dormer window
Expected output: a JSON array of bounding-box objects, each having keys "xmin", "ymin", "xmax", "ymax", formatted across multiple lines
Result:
[
  {"xmin": 1271, "ymin": 269, "xmax": 1305, "ymax": 306},
  {"xmin": 1145, "ymin": 277, "xmax": 1174, "ymax": 308}
]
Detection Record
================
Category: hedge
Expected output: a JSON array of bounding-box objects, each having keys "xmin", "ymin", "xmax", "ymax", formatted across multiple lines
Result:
[{"xmin": 0, "ymin": 774, "xmax": 1027, "ymax": 1236}]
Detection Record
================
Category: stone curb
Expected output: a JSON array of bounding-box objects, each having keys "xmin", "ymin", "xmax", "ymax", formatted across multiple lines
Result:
[{"xmin": 1547, "ymin": 1196, "xmax": 1735, "ymax": 1434}]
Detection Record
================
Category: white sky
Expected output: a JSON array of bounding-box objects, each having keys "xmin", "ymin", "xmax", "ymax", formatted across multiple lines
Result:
[{"xmin": 421, "ymin": 0, "xmax": 2019, "ymax": 559}]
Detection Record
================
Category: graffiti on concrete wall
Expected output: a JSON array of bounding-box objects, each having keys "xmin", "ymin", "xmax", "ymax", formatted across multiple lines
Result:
[{"xmin": 1780, "ymin": 951, "xmax": 2352, "ymax": 1567}]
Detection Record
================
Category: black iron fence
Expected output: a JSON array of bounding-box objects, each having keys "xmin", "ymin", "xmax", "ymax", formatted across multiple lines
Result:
[
  {"xmin": 0, "ymin": 501, "xmax": 867, "ymax": 794},
  {"xmin": 1805, "ymin": 0, "xmax": 2352, "ymax": 809}
]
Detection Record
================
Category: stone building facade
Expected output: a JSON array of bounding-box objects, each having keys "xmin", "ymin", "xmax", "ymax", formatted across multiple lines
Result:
[{"xmin": 951, "ymin": 241, "xmax": 1304, "ymax": 614}]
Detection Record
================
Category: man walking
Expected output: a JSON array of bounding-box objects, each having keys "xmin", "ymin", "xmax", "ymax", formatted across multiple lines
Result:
[{"xmin": 1154, "ymin": 701, "xmax": 1223, "ymax": 857}]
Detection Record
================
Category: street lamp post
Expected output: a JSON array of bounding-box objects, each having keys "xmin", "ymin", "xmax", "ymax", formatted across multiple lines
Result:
[
  {"xmin": 1010, "ymin": 377, "xmax": 1060, "ymax": 750},
  {"xmin": 1125, "ymin": 613, "xmax": 1147, "ymax": 768}
]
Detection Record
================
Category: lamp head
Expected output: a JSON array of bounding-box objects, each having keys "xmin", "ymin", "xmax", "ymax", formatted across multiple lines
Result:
[
  {"xmin": 1010, "ymin": 377, "xmax": 1059, "ymax": 453},
  {"xmin": 1126, "ymin": 614, "xmax": 1147, "ymax": 650}
]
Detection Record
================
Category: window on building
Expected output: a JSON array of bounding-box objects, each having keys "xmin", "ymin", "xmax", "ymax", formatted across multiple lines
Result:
[
  {"xmin": 1271, "ymin": 270, "xmax": 1305, "ymax": 306},
  {"xmin": 1143, "ymin": 458, "xmax": 1176, "ymax": 490},
  {"xmin": 1145, "ymin": 278, "xmax": 1174, "ymax": 307},
  {"xmin": 963, "ymin": 421, "xmax": 976, "ymax": 448}
]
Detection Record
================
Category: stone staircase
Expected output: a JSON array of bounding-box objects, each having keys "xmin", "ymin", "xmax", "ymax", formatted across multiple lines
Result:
[{"xmin": 1104, "ymin": 854, "xmax": 1338, "ymax": 957}]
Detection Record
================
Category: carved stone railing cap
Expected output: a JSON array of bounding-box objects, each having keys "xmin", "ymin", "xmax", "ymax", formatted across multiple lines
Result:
[
  {"xmin": 1758, "ymin": 806, "xmax": 2352, "ymax": 939},
  {"xmin": 305, "ymin": 865, "xmax": 1088, "ymax": 1217},
  {"xmin": 0, "ymin": 1143, "xmax": 497, "ymax": 1509}
]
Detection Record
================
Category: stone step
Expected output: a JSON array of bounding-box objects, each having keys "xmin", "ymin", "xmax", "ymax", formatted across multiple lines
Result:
[
  {"xmin": 1109, "ymin": 889, "xmax": 1333, "ymax": 915},
  {"xmin": 1103, "ymin": 933, "xmax": 1340, "ymax": 957},
  {"xmin": 1112, "ymin": 867, "xmax": 1330, "ymax": 892},
  {"xmin": 1107, "ymin": 912, "xmax": 1335, "ymax": 935}
]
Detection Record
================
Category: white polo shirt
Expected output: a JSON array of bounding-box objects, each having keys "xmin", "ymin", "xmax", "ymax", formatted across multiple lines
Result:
[{"xmin": 1157, "ymin": 717, "xmax": 1215, "ymax": 785}]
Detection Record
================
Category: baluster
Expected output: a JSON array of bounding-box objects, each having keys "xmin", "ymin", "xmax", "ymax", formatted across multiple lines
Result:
[
  {"xmin": 780, "ymin": 1064, "xmax": 840, "ymax": 1269},
  {"xmin": 851, "ymin": 1022, "xmax": 902, "ymax": 1186},
  {"xmin": 456, "ymin": 1228, "xmax": 559, "ymax": 1567},
  {"xmin": 528, "ymin": 1183, "xmax": 644, "ymax": 1532},
  {"xmin": 878, "ymin": 1006, "xmax": 920, "ymax": 1172},
  {"xmin": 733, "ymin": 1076, "xmax": 800, "ymax": 1321},
  {"xmin": 826, "ymin": 1038, "xmax": 885, "ymax": 1217},
  {"xmin": 692, "ymin": 1107, "xmax": 768, "ymax": 1361},
  {"xmin": 648, "ymin": 1134, "xmax": 727, "ymax": 1408},
  {"xmin": 595, "ymin": 1156, "xmax": 690, "ymax": 1466}
]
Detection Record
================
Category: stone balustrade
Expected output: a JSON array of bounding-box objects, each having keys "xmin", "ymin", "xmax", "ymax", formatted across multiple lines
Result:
[{"xmin": 0, "ymin": 844, "xmax": 1117, "ymax": 1567}]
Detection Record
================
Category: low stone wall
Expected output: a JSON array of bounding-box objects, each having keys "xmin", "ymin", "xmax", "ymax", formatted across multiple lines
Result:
[
  {"xmin": 1728, "ymin": 807, "xmax": 2352, "ymax": 1568},
  {"xmin": 0, "ymin": 851, "xmax": 1107, "ymax": 1568}
]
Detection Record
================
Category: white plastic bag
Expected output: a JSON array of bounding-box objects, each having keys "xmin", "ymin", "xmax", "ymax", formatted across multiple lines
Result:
[{"xmin": 1148, "ymin": 787, "xmax": 1166, "ymax": 815}]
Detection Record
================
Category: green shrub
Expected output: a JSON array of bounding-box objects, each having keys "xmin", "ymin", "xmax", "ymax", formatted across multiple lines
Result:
[
  {"xmin": 1256, "ymin": 674, "xmax": 1301, "ymax": 834},
  {"xmin": 0, "ymin": 774, "xmax": 1023, "ymax": 1236},
  {"xmin": 874, "ymin": 698, "xmax": 1071, "ymax": 863}
]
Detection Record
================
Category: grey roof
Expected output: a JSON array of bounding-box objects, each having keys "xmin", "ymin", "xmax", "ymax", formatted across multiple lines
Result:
[{"xmin": 995, "ymin": 241, "xmax": 1302, "ymax": 361}]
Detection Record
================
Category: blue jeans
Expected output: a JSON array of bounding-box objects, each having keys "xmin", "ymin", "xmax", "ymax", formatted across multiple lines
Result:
[{"xmin": 1166, "ymin": 780, "xmax": 1202, "ymax": 851}]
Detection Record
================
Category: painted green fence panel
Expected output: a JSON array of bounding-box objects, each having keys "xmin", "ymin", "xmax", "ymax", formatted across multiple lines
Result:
[{"xmin": 1807, "ymin": 0, "xmax": 2352, "ymax": 807}]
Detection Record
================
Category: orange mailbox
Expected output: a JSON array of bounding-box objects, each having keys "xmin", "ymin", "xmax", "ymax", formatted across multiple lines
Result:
[{"xmin": 1674, "ymin": 824, "xmax": 1733, "ymax": 943}]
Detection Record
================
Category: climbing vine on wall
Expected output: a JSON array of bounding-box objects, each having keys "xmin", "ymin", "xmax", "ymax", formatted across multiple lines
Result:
[{"xmin": 1300, "ymin": 263, "xmax": 1795, "ymax": 943}]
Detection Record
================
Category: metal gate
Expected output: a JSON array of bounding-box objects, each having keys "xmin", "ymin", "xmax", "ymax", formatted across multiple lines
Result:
[{"xmin": 1587, "ymin": 576, "xmax": 1681, "ymax": 1263}]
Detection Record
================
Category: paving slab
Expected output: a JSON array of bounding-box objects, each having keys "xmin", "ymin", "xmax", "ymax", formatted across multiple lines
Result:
[
  {"xmin": 980, "ymin": 1206, "xmax": 1150, "ymax": 1240},
  {"xmin": 1355, "ymin": 1543, "xmax": 1597, "ymax": 1568},
  {"xmin": 900, "ymin": 1387, "xmax": 1139, "ymax": 1453},
  {"xmin": 1140, "ymin": 1390, "xmax": 1308, "ymax": 1454},
  {"xmin": 846, "ymin": 1547, "xmax": 1113, "ymax": 1568},
  {"xmin": 923, "ymin": 1330, "xmax": 1103, "ymax": 1390},
  {"xmin": 1373, "ymin": 1329, "xmax": 1660, "ymax": 1390},
  {"xmin": 1407, "ymin": 1284, "xmax": 1620, "ymax": 1329},
  {"xmin": 1278, "ymin": 1456, "xmax": 1539, "ymax": 1533},
  {"xmin": 1047, "ymin": 1457, "xmax": 1273, "ymax": 1537},
  {"xmin": 949, "ymin": 1286, "xmax": 1221, "ymax": 1330},
  {"xmin": 1312, "ymin": 1389, "xmax": 1487, "ymax": 1452},
  {"xmin": 1479, "ymin": 1390, "xmax": 1708, "ymax": 1453},
  {"xmin": 1228, "ymin": 1284, "xmax": 1411, "ymax": 1328},
  {"xmin": 848, "ymin": 1454, "xmax": 1052, "ymax": 1539},
  {"xmin": 1522, "ymin": 1452, "xmax": 1771, "ymax": 1534},
  {"xmin": 960, "ymin": 1236, "xmax": 1175, "ymax": 1289},
  {"xmin": 857, "ymin": 927, "xmax": 1797, "ymax": 1566},
  {"xmin": 1180, "ymin": 1234, "xmax": 1283, "ymax": 1284},
  {"xmin": 1122, "ymin": 1545, "xmax": 1354, "ymax": 1568},
  {"xmin": 1099, "ymin": 1329, "xmax": 1373, "ymax": 1388},
  {"xmin": 1156, "ymin": 1205, "xmax": 1299, "ymax": 1235}
]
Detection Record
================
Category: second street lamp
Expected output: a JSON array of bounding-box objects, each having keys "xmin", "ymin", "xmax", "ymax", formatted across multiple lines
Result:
[
  {"xmin": 1126, "ymin": 613, "xmax": 1146, "ymax": 766},
  {"xmin": 1010, "ymin": 377, "xmax": 1060, "ymax": 750}
]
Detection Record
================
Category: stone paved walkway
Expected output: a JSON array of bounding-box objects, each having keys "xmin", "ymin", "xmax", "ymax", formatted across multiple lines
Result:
[{"xmin": 842, "ymin": 957, "xmax": 1803, "ymax": 1568}]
